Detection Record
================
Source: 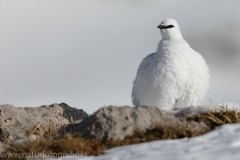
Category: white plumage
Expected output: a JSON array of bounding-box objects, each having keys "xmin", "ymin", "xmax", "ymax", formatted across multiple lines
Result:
[{"xmin": 132, "ymin": 18, "xmax": 210, "ymax": 110}]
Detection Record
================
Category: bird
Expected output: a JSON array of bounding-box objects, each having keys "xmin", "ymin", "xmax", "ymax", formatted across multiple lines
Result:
[{"xmin": 131, "ymin": 18, "xmax": 210, "ymax": 110}]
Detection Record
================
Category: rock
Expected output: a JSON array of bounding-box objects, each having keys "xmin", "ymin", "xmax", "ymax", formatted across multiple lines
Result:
[
  {"xmin": 0, "ymin": 141, "xmax": 5, "ymax": 152},
  {"xmin": 0, "ymin": 103, "xmax": 87, "ymax": 143},
  {"xmin": 58, "ymin": 103, "xmax": 88, "ymax": 121},
  {"xmin": 174, "ymin": 106, "xmax": 208, "ymax": 117},
  {"xmin": 60, "ymin": 106, "xmax": 209, "ymax": 141}
]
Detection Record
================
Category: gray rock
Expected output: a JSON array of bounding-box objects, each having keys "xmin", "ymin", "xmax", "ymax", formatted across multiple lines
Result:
[
  {"xmin": 0, "ymin": 141, "xmax": 5, "ymax": 153},
  {"xmin": 60, "ymin": 106, "xmax": 209, "ymax": 141},
  {"xmin": 0, "ymin": 103, "xmax": 87, "ymax": 143},
  {"xmin": 58, "ymin": 103, "xmax": 88, "ymax": 121}
]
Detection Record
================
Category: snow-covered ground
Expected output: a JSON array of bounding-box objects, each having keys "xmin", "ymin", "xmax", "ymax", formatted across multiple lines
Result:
[{"xmin": 49, "ymin": 124, "xmax": 240, "ymax": 160}]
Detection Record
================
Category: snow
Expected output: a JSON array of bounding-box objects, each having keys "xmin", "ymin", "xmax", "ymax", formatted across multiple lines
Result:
[
  {"xmin": 132, "ymin": 19, "xmax": 210, "ymax": 110},
  {"xmin": 49, "ymin": 124, "xmax": 240, "ymax": 160},
  {"xmin": 13, "ymin": 134, "xmax": 39, "ymax": 146}
]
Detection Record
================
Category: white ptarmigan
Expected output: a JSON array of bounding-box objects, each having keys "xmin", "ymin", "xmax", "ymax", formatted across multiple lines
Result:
[{"xmin": 132, "ymin": 18, "xmax": 210, "ymax": 110}]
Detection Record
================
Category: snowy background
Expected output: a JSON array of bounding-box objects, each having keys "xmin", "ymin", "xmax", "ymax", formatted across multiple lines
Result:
[{"xmin": 0, "ymin": 0, "xmax": 240, "ymax": 114}]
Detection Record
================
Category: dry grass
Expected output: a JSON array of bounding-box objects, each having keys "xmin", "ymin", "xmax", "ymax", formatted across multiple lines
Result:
[
  {"xmin": 25, "ymin": 122, "xmax": 63, "ymax": 138},
  {"xmin": 2, "ymin": 135, "xmax": 105, "ymax": 160},
  {"xmin": 187, "ymin": 106, "xmax": 240, "ymax": 129},
  {"xmin": 1, "ymin": 107, "xmax": 240, "ymax": 160}
]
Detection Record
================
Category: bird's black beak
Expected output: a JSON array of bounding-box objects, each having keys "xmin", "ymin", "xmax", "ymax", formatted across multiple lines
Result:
[
  {"xmin": 157, "ymin": 25, "xmax": 175, "ymax": 29},
  {"xmin": 157, "ymin": 25, "xmax": 164, "ymax": 29}
]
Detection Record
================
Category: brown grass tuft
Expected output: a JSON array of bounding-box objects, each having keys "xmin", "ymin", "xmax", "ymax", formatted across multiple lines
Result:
[
  {"xmin": 187, "ymin": 106, "xmax": 240, "ymax": 129},
  {"xmin": 25, "ymin": 122, "xmax": 64, "ymax": 138}
]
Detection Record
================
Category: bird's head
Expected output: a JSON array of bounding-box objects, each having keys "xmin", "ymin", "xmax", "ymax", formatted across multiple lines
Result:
[{"xmin": 157, "ymin": 18, "xmax": 183, "ymax": 40}]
